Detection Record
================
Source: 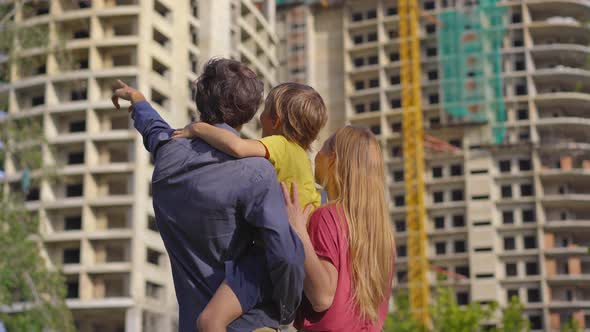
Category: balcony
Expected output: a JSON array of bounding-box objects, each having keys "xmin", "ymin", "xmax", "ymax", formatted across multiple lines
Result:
[
  {"xmin": 48, "ymin": 112, "xmax": 87, "ymax": 139},
  {"xmin": 545, "ymin": 219, "xmax": 590, "ymax": 232},
  {"xmin": 57, "ymin": 0, "xmax": 92, "ymax": 12},
  {"xmin": 530, "ymin": 23, "xmax": 590, "ymax": 47},
  {"xmin": 528, "ymin": 2, "xmax": 590, "ymax": 24},
  {"xmin": 97, "ymin": 46, "xmax": 137, "ymax": 73},
  {"xmin": 44, "ymin": 210, "xmax": 84, "ymax": 241},
  {"xmin": 87, "ymin": 173, "xmax": 133, "ymax": 207},
  {"xmin": 90, "ymin": 239, "xmax": 130, "ymax": 265},
  {"xmin": 537, "ymin": 94, "xmax": 590, "ymax": 120},
  {"xmin": 54, "ymin": 79, "xmax": 89, "ymax": 106},
  {"xmin": 547, "ymin": 258, "xmax": 590, "ymax": 285},
  {"xmin": 15, "ymin": 84, "xmax": 45, "ymax": 111},
  {"xmin": 545, "ymin": 237, "xmax": 590, "ymax": 256},
  {"xmin": 89, "ymin": 274, "xmax": 130, "ymax": 300},
  {"xmin": 532, "ymin": 46, "xmax": 590, "ymax": 72},
  {"xmin": 16, "ymin": 55, "xmax": 47, "ymax": 80},
  {"xmin": 95, "ymin": 108, "xmax": 131, "ymax": 132},
  {"xmin": 59, "ymin": 18, "xmax": 91, "ymax": 45},
  {"xmin": 549, "ymin": 285, "xmax": 590, "ymax": 309},
  {"xmin": 89, "ymin": 140, "xmax": 133, "ymax": 170},
  {"xmin": 544, "ymin": 179, "xmax": 590, "ymax": 198},
  {"xmin": 45, "ymin": 176, "xmax": 85, "ymax": 207},
  {"xmin": 57, "ymin": 49, "xmax": 90, "ymax": 72},
  {"xmin": 89, "ymin": 173, "xmax": 131, "ymax": 195},
  {"xmin": 97, "ymin": 15, "xmax": 138, "ymax": 40},
  {"xmin": 48, "ymin": 242, "xmax": 82, "ymax": 268},
  {"xmin": 101, "ymin": 0, "xmax": 139, "ymax": 8},
  {"xmin": 90, "ymin": 206, "xmax": 132, "ymax": 231},
  {"xmin": 21, "ymin": 0, "xmax": 50, "ymax": 20}
]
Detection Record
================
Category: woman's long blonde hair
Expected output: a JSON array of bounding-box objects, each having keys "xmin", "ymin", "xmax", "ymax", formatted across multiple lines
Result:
[{"xmin": 322, "ymin": 126, "xmax": 395, "ymax": 322}]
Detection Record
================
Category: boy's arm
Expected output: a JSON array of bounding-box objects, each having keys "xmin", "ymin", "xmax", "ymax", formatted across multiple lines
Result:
[
  {"xmin": 173, "ymin": 122, "xmax": 267, "ymax": 159},
  {"xmin": 112, "ymin": 80, "xmax": 174, "ymax": 156}
]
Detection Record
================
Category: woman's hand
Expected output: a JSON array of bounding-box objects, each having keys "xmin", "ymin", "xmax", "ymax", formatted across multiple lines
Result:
[
  {"xmin": 111, "ymin": 79, "xmax": 145, "ymax": 111},
  {"xmin": 281, "ymin": 182, "xmax": 313, "ymax": 235}
]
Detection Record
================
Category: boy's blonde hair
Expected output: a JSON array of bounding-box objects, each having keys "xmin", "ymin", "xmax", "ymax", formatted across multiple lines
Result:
[{"xmin": 265, "ymin": 83, "xmax": 327, "ymax": 150}]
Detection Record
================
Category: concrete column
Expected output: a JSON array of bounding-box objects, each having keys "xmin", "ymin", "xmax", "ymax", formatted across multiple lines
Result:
[
  {"xmin": 125, "ymin": 307, "xmax": 142, "ymax": 332},
  {"xmin": 199, "ymin": 0, "xmax": 232, "ymax": 59},
  {"xmin": 266, "ymin": 0, "xmax": 276, "ymax": 29}
]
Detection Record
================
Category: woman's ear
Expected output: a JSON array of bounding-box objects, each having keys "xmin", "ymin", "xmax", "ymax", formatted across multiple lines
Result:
[{"xmin": 327, "ymin": 152, "xmax": 337, "ymax": 170}]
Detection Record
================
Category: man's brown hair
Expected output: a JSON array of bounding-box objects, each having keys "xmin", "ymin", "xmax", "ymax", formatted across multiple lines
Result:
[
  {"xmin": 194, "ymin": 58, "xmax": 264, "ymax": 128},
  {"xmin": 265, "ymin": 83, "xmax": 327, "ymax": 150}
]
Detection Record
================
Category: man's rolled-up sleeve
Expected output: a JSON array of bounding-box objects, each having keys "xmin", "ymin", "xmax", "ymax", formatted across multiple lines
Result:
[
  {"xmin": 241, "ymin": 161, "xmax": 306, "ymax": 324},
  {"xmin": 131, "ymin": 101, "xmax": 174, "ymax": 157}
]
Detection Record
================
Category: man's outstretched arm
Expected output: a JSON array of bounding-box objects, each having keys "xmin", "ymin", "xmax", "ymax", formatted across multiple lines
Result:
[{"xmin": 112, "ymin": 80, "xmax": 174, "ymax": 156}]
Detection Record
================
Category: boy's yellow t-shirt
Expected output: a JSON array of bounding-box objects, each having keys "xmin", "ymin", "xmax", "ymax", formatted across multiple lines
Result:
[{"xmin": 259, "ymin": 135, "xmax": 321, "ymax": 209}]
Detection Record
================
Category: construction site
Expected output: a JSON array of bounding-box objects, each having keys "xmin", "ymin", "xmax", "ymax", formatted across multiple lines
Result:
[
  {"xmin": 278, "ymin": 0, "xmax": 590, "ymax": 331},
  {"xmin": 1, "ymin": 0, "xmax": 590, "ymax": 331}
]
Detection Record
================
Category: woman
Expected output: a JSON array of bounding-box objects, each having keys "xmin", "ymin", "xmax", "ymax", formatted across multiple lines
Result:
[{"xmin": 281, "ymin": 126, "xmax": 396, "ymax": 331}]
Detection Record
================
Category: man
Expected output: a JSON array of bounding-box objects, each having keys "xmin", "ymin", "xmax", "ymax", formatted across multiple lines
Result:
[{"xmin": 111, "ymin": 58, "xmax": 305, "ymax": 331}]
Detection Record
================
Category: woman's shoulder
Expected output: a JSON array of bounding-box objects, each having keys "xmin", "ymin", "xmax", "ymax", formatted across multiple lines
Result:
[
  {"xmin": 312, "ymin": 203, "xmax": 340, "ymax": 218},
  {"xmin": 310, "ymin": 204, "xmax": 345, "ymax": 231}
]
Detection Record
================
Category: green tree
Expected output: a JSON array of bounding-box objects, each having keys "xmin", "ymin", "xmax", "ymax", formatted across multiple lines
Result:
[
  {"xmin": 494, "ymin": 296, "xmax": 529, "ymax": 332},
  {"xmin": 560, "ymin": 319, "xmax": 581, "ymax": 332},
  {"xmin": 384, "ymin": 287, "xmax": 532, "ymax": 332},
  {"xmin": 385, "ymin": 291, "xmax": 426, "ymax": 332},
  {"xmin": 0, "ymin": 1, "xmax": 74, "ymax": 331},
  {"xmin": 430, "ymin": 285, "xmax": 497, "ymax": 332}
]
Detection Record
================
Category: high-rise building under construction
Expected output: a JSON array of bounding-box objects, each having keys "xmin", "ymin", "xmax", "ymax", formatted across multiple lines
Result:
[
  {"xmin": 277, "ymin": 1, "xmax": 590, "ymax": 331},
  {"xmin": 0, "ymin": 0, "xmax": 277, "ymax": 331}
]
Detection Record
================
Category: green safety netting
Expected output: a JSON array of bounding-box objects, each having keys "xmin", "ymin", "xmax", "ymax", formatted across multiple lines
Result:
[{"xmin": 438, "ymin": 0, "xmax": 508, "ymax": 144}]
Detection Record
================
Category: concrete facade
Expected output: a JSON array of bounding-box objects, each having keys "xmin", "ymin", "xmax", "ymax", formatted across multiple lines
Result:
[
  {"xmin": 277, "ymin": 1, "xmax": 590, "ymax": 331},
  {"xmin": 0, "ymin": 0, "xmax": 277, "ymax": 331}
]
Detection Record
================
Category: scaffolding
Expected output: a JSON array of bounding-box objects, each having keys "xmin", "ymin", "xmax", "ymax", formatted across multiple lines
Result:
[{"xmin": 438, "ymin": 0, "xmax": 508, "ymax": 143}]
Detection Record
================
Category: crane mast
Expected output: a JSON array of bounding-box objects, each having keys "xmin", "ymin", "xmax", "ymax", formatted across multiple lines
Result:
[{"xmin": 398, "ymin": 0, "xmax": 430, "ymax": 326}]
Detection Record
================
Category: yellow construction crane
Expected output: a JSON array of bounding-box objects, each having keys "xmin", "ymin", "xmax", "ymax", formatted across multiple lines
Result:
[{"xmin": 398, "ymin": 0, "xmax": 430, "ymax": 326}]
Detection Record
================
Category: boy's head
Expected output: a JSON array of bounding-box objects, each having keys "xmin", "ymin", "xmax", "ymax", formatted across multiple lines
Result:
[
  {"xmin": 260, "ymin": 83, "xmax": 327, "ymax": 150},
  {"xmin": 194, "ymin": 58, "xmax": 264, "ymax": 129}
]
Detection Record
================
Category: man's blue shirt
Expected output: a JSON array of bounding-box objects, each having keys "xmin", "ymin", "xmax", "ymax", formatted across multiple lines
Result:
[{"xmin": 131, "ymin": 101, "xmax": 305, "ymax": 331}]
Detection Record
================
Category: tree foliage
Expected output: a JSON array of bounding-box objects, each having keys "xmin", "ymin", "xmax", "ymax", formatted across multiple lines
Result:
[
  {"xmin": 495, "ymin": 296, "xmax": 530, "ymax": 332},
  {"xmin": 0, "ymin": 1, "xmax": 74, "ymax": 331},
  {"xmin": 385, "ymin": 291, "xmax": 426, "ymax": 332},
  {"xmin": 0, "ymin": 193, "xmax": 75, "ymax": 332},
  {"xmin": 430, "ymin": 285, "xmax": 496, "ymax": 332},
  {"xmin": 385, "ymin": 287, "xmax": 541, "ymax": 332}
]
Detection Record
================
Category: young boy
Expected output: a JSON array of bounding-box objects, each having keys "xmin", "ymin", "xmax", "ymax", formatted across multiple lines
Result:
[{"xmin": 172, "ymin": 82, "xmax": 328, "ymax": 331}]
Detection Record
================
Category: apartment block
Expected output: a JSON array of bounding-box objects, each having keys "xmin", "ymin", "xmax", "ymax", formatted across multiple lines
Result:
[
  {"xmin": 277, "ymin": 1, "xmax": 590, "ymax": 331},
  {"xmin": 0, "ymin": 0, "xmax": 277, "ymax": 331}
]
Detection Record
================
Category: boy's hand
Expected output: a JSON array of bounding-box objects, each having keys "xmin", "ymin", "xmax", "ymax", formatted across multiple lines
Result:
[
  {"xmin": 111, "ymin": 79, "xmax": 145, "ymax": 112},
  {"xmin": 172, "ymin": 124, "xmax": 199, "ymax": 139}
]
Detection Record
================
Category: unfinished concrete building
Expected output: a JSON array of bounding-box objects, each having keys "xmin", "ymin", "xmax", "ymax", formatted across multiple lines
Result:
[{"xmin": 0, "ymin": 0, "xmax": 277, "ymax": 331}]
